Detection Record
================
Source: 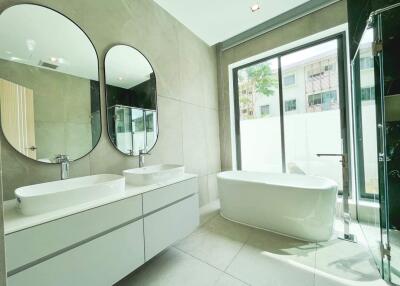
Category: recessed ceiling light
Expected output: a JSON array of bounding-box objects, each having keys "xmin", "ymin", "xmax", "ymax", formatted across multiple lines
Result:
[
  {"xmin": 118, "ymin": 76, "xmax": 123, "ymax": 81},
  {"xmin": 251, "ymin": 3, "xmax": 261, "ymax": 12},
  {"xmin": 26, "ymin": 39, "xmax": 36, "ymax": 52},
  {"xmin": 49, "ymin": 57, "xmax": 66, "ymax": 64}
]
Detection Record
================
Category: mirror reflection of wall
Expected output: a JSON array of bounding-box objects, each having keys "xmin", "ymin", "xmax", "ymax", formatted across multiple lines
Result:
[
  {"xmin": 0, "ymin": 4, "xmax": 101, "ymax": 163},
  {"xmin": 105, "ymin": 45, "xmax": 158, "ymax": 156}
]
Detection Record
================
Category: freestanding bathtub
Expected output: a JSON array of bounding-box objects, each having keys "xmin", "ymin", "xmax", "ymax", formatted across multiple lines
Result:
[{"xmin": 217, "ymin": 171, "xmax": 338, "ymax": 242}]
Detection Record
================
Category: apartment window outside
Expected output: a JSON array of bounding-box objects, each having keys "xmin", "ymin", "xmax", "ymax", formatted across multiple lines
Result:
[
  {"xmin": 260, "ymin": 104, "xmax": 270, "ymax": 116},
  {"xmin": 284, "ymin": 99, "xmax": 296, "ymax": 112},
  {"xmin": 360, "ymin": 57, "xmax": 374, "ymax": 70},
  {"xmin": 361, "ymin": 86, "xmax": 375, "ymax": 101},
  {"xmin": 308, "ymin": 90, "xmax": 338, "ymax": 111},
  {"xmin": 283, "ymin": 74, "xmax": 295, "ymax": 87}
]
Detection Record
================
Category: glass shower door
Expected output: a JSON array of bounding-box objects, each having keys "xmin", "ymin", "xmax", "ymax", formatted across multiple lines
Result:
[
  {"xmin": 376, "ymin": 5, "xmax": 400, "ymax": 283},
  {"xmin": 352, "ymin": 24, "xmax": 384, "ymax": 276}
]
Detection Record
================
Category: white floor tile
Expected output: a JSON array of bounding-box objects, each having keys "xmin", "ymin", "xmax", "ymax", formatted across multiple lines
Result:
[
  {"xmin": 116, "ymin": 205, "xmax": 387, "ymax": 286},
  {"xmin": 213, "ymin": 273, "xmax": 249, "ymax": 286},
  {"xmin": 116, "ymin": 248, "xmax": 222, "ymax": 286},
  {"xmin": 315, "ymin": 238, "xmax": 381, "ymax": 283},
  {"xmin": 314, "ymin": 270, "xmax": 388, "ymax": 286},
  {"xmin": 175, "ymin": 215, "xmax": 252, "ymax": 270},
  {"xmin": 226, "ymin": 229, "xmax": 317, "ymax": 286}
]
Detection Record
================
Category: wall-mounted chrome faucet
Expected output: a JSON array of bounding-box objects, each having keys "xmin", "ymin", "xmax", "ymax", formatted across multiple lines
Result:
[{"xmin": 55, "ymin": 154, "xmax": 70, "ymax": 180}]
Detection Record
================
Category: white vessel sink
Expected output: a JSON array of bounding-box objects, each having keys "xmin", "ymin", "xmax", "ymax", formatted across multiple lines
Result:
[
  {"xmin": 123, "ymin": 164, "xmax": 185, "ymax": 186},
  {"xmin": 15, "ymin": 174, "xmax": 125, "ymax": 216}
]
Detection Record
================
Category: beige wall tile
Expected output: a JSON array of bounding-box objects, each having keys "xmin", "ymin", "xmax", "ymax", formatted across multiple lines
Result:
[
  {"xmin": 182, "ymin": 104, "xmax": 208, "ymax": 176},
  {"xmin": 0, "ymin": 0, "xmax": 220, "ymax": 209}
]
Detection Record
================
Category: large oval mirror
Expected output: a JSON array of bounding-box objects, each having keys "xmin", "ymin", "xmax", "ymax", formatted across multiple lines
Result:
[
  {"xmin": 105, "ymin": 45, "xmax": 158, "ymax": 155},
  {"xmin": 0, "ymin": 4, "xmax": 101, "ymax": 163}
]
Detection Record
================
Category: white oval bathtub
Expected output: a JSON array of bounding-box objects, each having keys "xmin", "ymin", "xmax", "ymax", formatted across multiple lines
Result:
[{"xmin": 217, "ymin": 171, "xmax": 338, "ymax": 242}]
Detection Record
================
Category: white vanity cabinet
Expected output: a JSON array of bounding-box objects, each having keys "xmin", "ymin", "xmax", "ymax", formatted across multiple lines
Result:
[
  {"xmin": 6, "ymin": 195, "xmax": 143, "ymax": 272},
  {"xmin": 8, "ymin": 220, "xmax": 144, "ymax": 286},
  {"xmin": 143, "ymin": 179, "xmax": 199, "ymax": 260},
  {"xmin": 5, "ymin": 176, "xmax": 199, "ymax": 286}
]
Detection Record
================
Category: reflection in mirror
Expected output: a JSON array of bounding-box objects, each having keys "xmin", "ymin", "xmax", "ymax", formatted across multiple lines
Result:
[
  {"xmin": 0, "ymin": 4, "xmax": 101, "ymax": 163},
  {"xmin": 105, "ymin": 45, "xmax": 158, "ymax": 155}
]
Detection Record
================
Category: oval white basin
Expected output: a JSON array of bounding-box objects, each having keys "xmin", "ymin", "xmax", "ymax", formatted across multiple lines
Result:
[
  {"xmin": 123, "ymin": 164, "xmax": 184, "ymax": 186},
  {"xmin": 15, "ymin": 174, "xmax": 125, "ymax": 216}
]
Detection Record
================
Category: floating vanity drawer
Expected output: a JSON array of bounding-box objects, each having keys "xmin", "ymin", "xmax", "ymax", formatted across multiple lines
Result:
[
  {"xmin": 6, "ymin": 195, "xmax": 142, "ymax": 272},
  {"xmin": 8, "ymin": 220, "xmax": 144, "ymax": 286},
  {"xmin": 144, "ymin": 194, "xmax": 199, "ymax": 260},
  {"xmin": 142, "ymin": 177, "xmax": 198, "ymax": 215}
]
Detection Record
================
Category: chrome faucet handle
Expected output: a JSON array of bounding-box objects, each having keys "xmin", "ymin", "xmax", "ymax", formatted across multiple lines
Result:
[{"xmin": 55, "ymin": 154, "xmax": 69, "ymax": 162}]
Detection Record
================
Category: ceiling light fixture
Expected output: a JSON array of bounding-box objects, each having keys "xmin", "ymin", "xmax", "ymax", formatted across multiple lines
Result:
[
  {"xmin": 251, "ymin": 2, "xmax": 261, "ymax": 12},
  {"xmin": 118, "ymin": 76, "xmax": 123, "ymax": 81},
  {"xmin": 49, "ymin": 57, "xmax": 66, "ymax": 64},
  {"xmin": 26, "ymin": 39, "xmax": 36, "ymax": 52}
]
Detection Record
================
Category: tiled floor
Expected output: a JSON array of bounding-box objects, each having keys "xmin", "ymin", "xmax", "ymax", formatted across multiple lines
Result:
[{"xmin": 116, "ymin": 201, "xmax": 388, "ymax": 286}]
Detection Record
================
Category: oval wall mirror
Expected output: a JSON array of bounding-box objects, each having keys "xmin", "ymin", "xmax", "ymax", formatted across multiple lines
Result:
[
  {"xmin": 0, "ymin": 4, "xmax": 101, "ymax": 163},
  {"xmin": 105, "ymin": 45, "xmax": 158, "ymax": 156}
]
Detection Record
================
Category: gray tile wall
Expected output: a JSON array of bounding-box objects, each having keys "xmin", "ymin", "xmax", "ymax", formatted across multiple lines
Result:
[
  {"xmin": 0, "ymin": 0, "xmax": 220, "ymax": 207},
  {"xmin": 217, "ymin": 0, "xmax": 348, "ymax": 171},
  {"xmin": 0, "ymin": 59, "xmax": 93, "ymax": 161}
]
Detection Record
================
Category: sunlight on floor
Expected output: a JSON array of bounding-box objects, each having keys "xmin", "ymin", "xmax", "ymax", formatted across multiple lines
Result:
[{"xmin": 115, "ymin": 200, "xmax": 388, "ymax": 286}]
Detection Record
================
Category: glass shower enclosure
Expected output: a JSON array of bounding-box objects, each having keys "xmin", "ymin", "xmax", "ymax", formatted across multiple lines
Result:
[{"xmin": 352, "ymin": 3, "xmax": 400, "ymax": 284}]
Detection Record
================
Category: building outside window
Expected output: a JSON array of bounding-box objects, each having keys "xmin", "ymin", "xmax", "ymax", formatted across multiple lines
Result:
[
  {"xmin": 360, "ymin": 57, "xmax": 374, "ymax": 70},
  {"xmin": 260, "ymin": 104, "xmax": 270, "ymax": 116},
  {"xmin": 283, "ymin": 74, "xmax": 295, "ymax": 87},
  {"xmin": 308, "ymin": 90, "xmax": 337, "ymax": 111},
  {"xmin": 284, "ymin": 99, "xmax": 296, "ymax": 112},
  {"xmin": 361, "ymin": 86, "xmax": 375, "ymax": 101}
]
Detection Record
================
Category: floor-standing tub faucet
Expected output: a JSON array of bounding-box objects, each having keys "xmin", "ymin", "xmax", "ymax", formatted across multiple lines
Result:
[{"xmin": 55, "ymin": 154, "xmax": 70, "ymax": 180}]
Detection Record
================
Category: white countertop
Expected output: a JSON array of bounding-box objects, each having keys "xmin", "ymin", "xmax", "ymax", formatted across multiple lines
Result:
[{"xmin": 3, "ymin": 174, "xmax": 197, "ymax": 235}]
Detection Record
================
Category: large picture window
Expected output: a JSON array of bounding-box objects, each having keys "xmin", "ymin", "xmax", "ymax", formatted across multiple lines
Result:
[{"xmin": 233, "ymin": 35, "xmax": 348, "ymax": 193}]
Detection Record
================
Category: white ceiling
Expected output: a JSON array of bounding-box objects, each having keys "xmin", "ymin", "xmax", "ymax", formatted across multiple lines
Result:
[
  {"xmin": 0, "ymin": 4, "xmax": 153, "ymax": 88},
  {"xmin": 105, "ymin": 45, "xmax": 153, "ymax": 89},
  {"xmin": 0, "ymin": 4, "xmax": 99, "ymax": 81},
  {"xmin": 153, "ymin": 0, "xmax": 310, "ymax": 46}
]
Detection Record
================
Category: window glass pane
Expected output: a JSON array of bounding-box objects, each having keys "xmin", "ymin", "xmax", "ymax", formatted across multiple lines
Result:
[
  {"xmin": 358, "ymin": 29, "xmax": 378, "ymax": 197},
  {"xmin": 237, "ymin": 58, "xmax": 282, "ymax": 172},
  {"xmin": 281, "ymin": 39, "xmax": 343, "ymax": 191}
]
